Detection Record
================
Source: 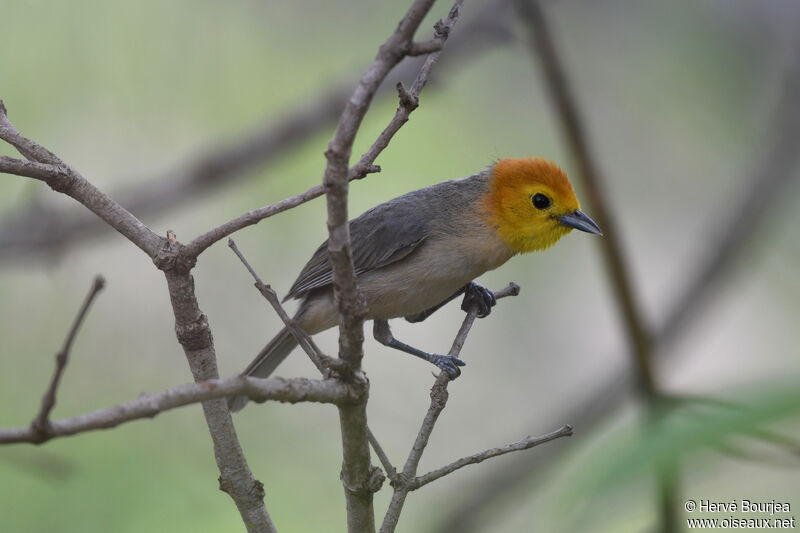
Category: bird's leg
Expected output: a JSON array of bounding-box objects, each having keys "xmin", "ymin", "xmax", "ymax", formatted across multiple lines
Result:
[
  {"xmin": 373, "ymin": 319, "xmax": 465, "ymax": 378},
  {"xmin": 460, "ymin": 281, "xmax": 496, "ymax": 318},
  {"xmin": 404, "ymin": 281, "xmax": 495, "ymax": 324}
]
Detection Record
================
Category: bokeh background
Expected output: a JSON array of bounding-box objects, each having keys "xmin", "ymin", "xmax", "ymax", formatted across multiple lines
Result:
[{"xmin": 1, "ymin": 1, "xmax": 799, "ymax": 532}]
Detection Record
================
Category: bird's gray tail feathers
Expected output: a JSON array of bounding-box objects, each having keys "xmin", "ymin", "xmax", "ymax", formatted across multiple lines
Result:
[{"xmin": 228, "ymin": 327, "xmax": 298, "ymax": 413}]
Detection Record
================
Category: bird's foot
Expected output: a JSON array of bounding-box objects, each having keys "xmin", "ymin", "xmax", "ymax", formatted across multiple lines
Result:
[
  {"xmin": 430, "ymin": 354, "xmax": 466, "ymax": 378},
  {"xmin": 461, "ymin": 282, "xmax": 496, "ymax": 318}
]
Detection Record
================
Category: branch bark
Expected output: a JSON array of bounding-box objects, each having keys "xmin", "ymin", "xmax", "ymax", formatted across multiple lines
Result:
[
  {"xmin": 318, "ymin": 2, "xmax": 465, "ymax": 531},
  {"xmin": 161, "ymin": 258, "xmax": 277, "ymax": 532},
  {"xmin": 0, "ymin": 99, "xmax": 278, "ymax": 530},
  {"xmin": 411, "ymin": 424, "xmax": 573, "ymax": 490},
  {"xmin": 1, "ymin": 375, "xmax": 357, "ymax": 445}
]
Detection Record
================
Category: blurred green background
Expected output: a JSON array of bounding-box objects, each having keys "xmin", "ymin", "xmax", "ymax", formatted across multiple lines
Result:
[{"xmin": 1, "ymin": 1, "xmax": 799, "ymax": 532}]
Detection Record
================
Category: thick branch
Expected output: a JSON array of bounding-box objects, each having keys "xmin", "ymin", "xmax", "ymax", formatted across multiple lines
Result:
[
  {"xmin": 0, "ymin": 102, "xmax": 164, "ymax": 258},
  {"xmin": 161, "ymin": 260, "xmax": 276, "ymax": 532},
  {"xmin": 31, "ymin": 275, "xmax": 105, "ymax": 440},
  {"xmin": 0, "ymin": 375, "xmax": 357, "ymax": 445}
]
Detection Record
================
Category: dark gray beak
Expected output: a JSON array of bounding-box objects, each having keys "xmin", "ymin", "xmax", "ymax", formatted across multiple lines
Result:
[{"xmin": 557, "ymin": 210, "xmax": 603, "ymax": 235}]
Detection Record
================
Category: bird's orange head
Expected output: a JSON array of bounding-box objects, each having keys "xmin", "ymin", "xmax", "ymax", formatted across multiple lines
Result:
[{"xmin": 484, "ymin": 157, "xmax": 602, "ymax": 253}]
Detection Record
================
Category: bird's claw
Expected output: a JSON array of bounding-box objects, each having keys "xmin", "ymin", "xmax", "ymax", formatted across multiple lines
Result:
[
  {"xmin": 430, "ymin": 354, "xmax": 466, "ymax": 378},
  {"xmin": 461, "ymin": 282, "xmax": 496, "ymax": 318}
]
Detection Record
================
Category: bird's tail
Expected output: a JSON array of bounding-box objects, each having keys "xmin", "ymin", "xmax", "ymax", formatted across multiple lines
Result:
[{"xmin": 228, "ymin": 327, "xmax": 298, "ymax": 412}]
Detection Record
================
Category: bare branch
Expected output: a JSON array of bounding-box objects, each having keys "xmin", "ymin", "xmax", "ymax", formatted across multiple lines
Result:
[
  {"xmin": 228, "ymin": 238, "xmax": 341, "ymax": 374},
  {"xmin": 0, "ymin": 155, "xmax": 67, "ymax": 181},
  {"xmin": 407, "ymin": 39, "xmax": 443, "ymax": 56},
  {"xmin": 0, "ymin": 0, "xmax": 515, "ymax": 263},
  {"xmin": 0, "ymin": 101, "xmax": 61, "ymax": 164},
  {"xmin": 0, "ymin": 102, "xmax": 164, "ymax": 258},
  {"xmin": 187, "ymin": 180, "xmax": 328, "ymax": 258},
  {"xmin": 317, "ymin": 2, "xmax": 466, "ymax": 530},
  {"xmin": 353, "ymin": 3, "xmax": 463, "ymax": 173},
  {"xmin": 412, "ymin": 425, "xmax": 573, "ymax": 490},
  {"xmin": 381, "ymin": 283, "xmax": 522, "ymax": 533},
  {"xmin": 160, "ymin": 261, "xmax": 277, "ymax": 532},
  {"xmin": 0, "ymin": 99, "xmax": 270, "ymax": 527},
  {"xmin": 368, "ymin": 427, "xmax": 398, "ymax": 480},
  {"xmin": 0, "ymin": 100, "xmax": 273, "ymax": 528},
  {"xmin": 407, "ymin": 283, "xmax": 518, "ymax": 471},
  {"xmin": 0, "ymin": 375, "xmax": 358, "ymax": 445},
  {"xmin": 31, "ymin": 275, "xmax": 105, "ymax": 440}
]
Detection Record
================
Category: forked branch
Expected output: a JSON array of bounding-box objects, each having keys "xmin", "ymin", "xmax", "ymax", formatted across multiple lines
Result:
[
  {"xmin": 378, "ymin": 282, "xmax": 572, "ymax": 533},
  {"xmin": 30, "ymin": 275, "xmax": 105, "ymax": 442}
]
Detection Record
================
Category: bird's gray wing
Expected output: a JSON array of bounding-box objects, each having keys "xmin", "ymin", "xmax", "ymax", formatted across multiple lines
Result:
[{"xmin": 283, "ymin": 200, "xmax": 429, "ymax": 301}]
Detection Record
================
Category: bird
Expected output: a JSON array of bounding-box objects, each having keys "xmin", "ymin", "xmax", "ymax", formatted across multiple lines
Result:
[{"xmin": 229, "ymin": 157, "xmax": 601, "ymax": 412}]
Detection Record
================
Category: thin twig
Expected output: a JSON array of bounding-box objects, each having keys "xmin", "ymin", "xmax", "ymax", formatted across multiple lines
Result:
[
  {"xmin": 0, "ymin": 375, "xmax": 359, "ymax": 445},
  {"xmin": 368, "ymin": 427, "xmax": 398, "ymax": 480},
  {"xmin": 412, "ymin": 424, "xmax": 573, "ymax": 489},
  {"xmin": 380, "ymin": 283, "xmax": 522, "ymax": 533},
  {"xmin": 353, "ymin": 2, "xmax": 464, "ymax": 180},
  {"xmin": 31, "ymin": 275, "xmax": 105, "ymax": 440},
  {"xmin": 187, "ymin": 178, "xmax": 341, "ymax": 259},
  {"xmin": 227, "ymin": 238, "xmax": 335, "ymax": 374}
]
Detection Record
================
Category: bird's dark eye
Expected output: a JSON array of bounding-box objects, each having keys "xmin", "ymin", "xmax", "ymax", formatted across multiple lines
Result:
[{"xmin": 531, "ymin": 193, "xmax": 550, "ymax": 210}]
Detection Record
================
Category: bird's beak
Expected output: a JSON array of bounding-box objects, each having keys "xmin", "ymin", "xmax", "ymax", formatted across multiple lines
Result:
[{"xmin": 557, "ymin": 210, "xmax": 603, "ymax": 235}]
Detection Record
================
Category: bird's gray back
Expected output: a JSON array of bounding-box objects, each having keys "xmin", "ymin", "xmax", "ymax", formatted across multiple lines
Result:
[{"xmin": 284, "ymin": 171, "xmax": 491, "ymax": 300}]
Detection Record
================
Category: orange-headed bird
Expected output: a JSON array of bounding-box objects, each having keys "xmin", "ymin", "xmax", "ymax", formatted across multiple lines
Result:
[{"xmin": 230, "ymin": 158, "xmax": 601, "ymax": 411}]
